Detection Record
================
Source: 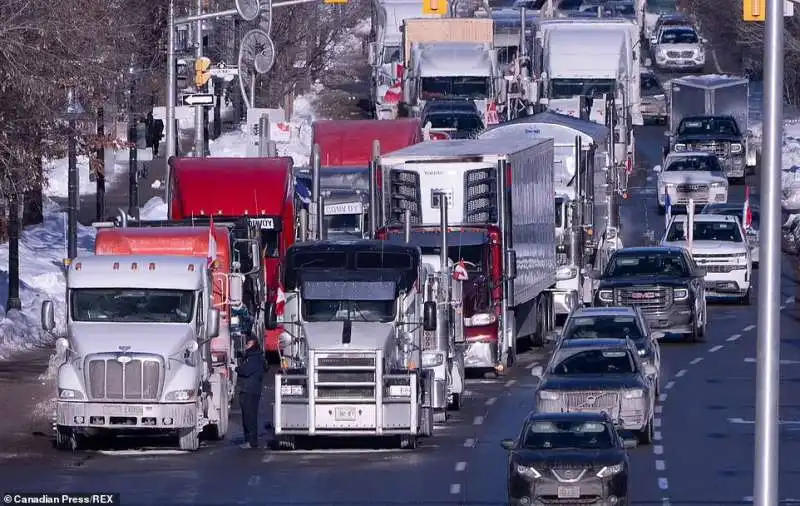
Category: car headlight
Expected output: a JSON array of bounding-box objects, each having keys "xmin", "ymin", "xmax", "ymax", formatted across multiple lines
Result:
[
  {"xmin": 59, "ymin": 388, "xmax": 84, "ymax": 400},
  {"xmin": 623, "ymin": 388, "xmax": 644, "ymax": 399},
  {"xmin": 421, "ymin": 350, "xmax": 445, "ymax": 368},
  {"xmin": 280, "ymin": 384, "xmax": 305, "ymax": 396},
  {"xmin": 638, "ymin": 348, "xmax": 647, "ymax": 357},
  {"xmin": 388, "ymin": 384, "xmax": 411, "ymax": 397},
  {"xmin": 710, "ymin": 182, "xmax": 726, "ymax": 189},
  {"xmin": 538, "ymin": 390, "xmax": 560, "ymax": 400},
  {"xmin": 556, "ymin": 265, "xmax": 578, "ymax": 281},
  {"xmin": 730, "ymin": 143, "xmax": 743, "ymax": 153},
  {"xmin": 598, "ymin": 289, "xmax": 614, "ymax": 303},
  {"xmin": 516, "ymin": 464, "xmax": 542, "ymax": 479},
  {"xmin": 674, "ymin": 288, "xmax": 689, "ymax": 300},
  {"xmin": 596, "ymin": 463, "xmax": 624, "ymax": 478},
  {"xmin": 165, "ymin": 389, "xmax": 197, "ymax": 401},
  {"xmin": 464, "ymin": 312, "xmax": 497, "ymax": 327},
  {"xmin": 674, "ymin": 143, "xmax": 687, "ymax": 152},
  {"xmin": 653, "ymin": 94, "xmax": 665, "ymax": 100}
]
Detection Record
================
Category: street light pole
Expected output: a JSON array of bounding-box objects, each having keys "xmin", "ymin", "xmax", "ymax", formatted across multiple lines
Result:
[
  {"xmin": 755, "ymin": 0, "xmax": 784, "ymax": 504},
  {"xmin": 166, "ymin": 0, "xmax": 176, "ymax": 213},
  {"xmin": 194, "ymin": 0, "xmax": 205, "ymax": 157}
]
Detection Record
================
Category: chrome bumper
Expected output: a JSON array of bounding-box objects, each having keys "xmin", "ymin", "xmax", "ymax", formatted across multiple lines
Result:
[
  {"xmin": 57, "ymin": 401, "xmax": 198, "ymax": 430},
  {"xmin": 464, "ymin": 341, "xmax": 498, "ymax": 370}
]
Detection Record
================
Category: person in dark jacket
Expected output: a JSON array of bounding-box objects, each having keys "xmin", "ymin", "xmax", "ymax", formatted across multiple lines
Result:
[
  {"xmin": 236, "ymin": 337, "xmax": 266, "ymax": 449},
  {"xmin": 151, "ymin": 119, "xmax": 164, "ymax": 158}
]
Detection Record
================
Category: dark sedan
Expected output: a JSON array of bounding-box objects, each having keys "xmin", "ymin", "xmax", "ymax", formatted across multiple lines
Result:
[{"xmin": 502, "ymin": 411, "xmax": 633, "ymax": 506}]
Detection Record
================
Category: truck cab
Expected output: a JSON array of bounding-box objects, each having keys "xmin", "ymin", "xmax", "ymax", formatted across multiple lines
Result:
[{"xmin": 43, "ymin": 255, "xmax": 224, "ymax": 452}]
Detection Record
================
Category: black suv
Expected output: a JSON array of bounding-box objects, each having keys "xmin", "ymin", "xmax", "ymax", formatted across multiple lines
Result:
[{"xmin": 591, "ymin": 246, "xmax": 707, "ymax": 342}]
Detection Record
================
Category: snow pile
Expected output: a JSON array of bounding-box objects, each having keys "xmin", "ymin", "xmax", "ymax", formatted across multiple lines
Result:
[
  {"xmin": 748, "ymin": 120, "xmax": 800, "ymax": 211},
  {"xmin": 139, "ymin": 196, "xmax": 169, "ymax": 221},
  {"xmin": 45, "ymin": 148, "xmax": 154, "ymax": 198}
]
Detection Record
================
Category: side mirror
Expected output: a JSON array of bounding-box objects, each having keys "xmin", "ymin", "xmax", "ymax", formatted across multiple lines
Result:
[
  {"xmin": 55, "ymin": 337, "xmax": 69, "ymax": 353},
  {"xmin": 206, "ymin": 308, "xmax": 220, "ymax": 338},
  {"xmin": 229, "ymin": 274, "xmax": 244, "ymax": 307},
  {"xmin": 653, "ymin": 165, "xmax": 662, "ymax": 173},
  {"xmin": 545, "ymin": 330, "xmax": 560, "ymax": 342},
  {"xmin": 694, "ymin": 268, "xmax": 707, "ymax": 277},
  {"xmin": 644, "ymin": 362, "xmax": 657, "ymax": 377},
  {"xmin": 423, "ymin": 301, "xmax": 437, "ymax": 332},
  {"xmin": 651, "ymin": 331, "xmax": 666, "ymax": 340},
  {"xmin": 530, "ymin": 365, "xmax": 544, "ymax": 379},
  {"xmin": 506, "ymin": 249, "xmax": 518, "ymax": 280},
  {"xmin": 265, "ymin": 302, "xmax": 278, "ymax": 330},
  {"xmin": 368, "ymin": 42, "xmax": 377, "ymax": 66},
  {"xmin": 622, "ymin": 438, "xmax": 638, "ymax": 449},
  {"xmin": 500, "ymin": 438, "xmax": 516, "ymax": 451},
  {"xmin": 41, "ymin": 300, "xmax": 55, "ymax": 332},
  {"xmin": 663, "ymin": 130, "xmax": 671, "ymax": 138}
]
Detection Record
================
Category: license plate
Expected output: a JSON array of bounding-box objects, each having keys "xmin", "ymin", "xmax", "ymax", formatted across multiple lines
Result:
[
  {"xmin": 124, "ymin": 406, "xmax": 144, "ymax": 415},
  {"xmin": 335, "ymin": 407, "xmax": 357, "ymax": 421},
  {"xmin": 558, "ymin": 486, "xmax": 580, "ymax": 499}
]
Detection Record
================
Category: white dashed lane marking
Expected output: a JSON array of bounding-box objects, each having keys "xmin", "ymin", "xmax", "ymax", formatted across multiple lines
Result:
[
  {"xmin": 709, "ymin": 345, "xmax": 723, "ymax": 353},
  {"xmin": 690, "ymin": 357, "xmax": 704, "ymax": 365},
  {"xmin": 675, "ymin": 369, "xmax": 687, "ymax": 378},
  {"xmin": 485, "ymin": 397, "xmax": 497, "ymax": 406},
  {"xmin": 744, "ymin": 324, "xmax": 756, "ymax": 332},
  {"xmin": 655, "ymin": 460, "xmax": 666, "ymax": 471},
  {"xmin": 654, "ymin": 431, "xmax": 663, "ymax": 441},
  {"xmin": 658, "ymin": 393, "xmax": 668, "ymax": 402},
  {"xmin": 664, "ymin": 381, "xmax": 675, "ymax": 391},
  {"xmin": 653, "ymin": 445, "xmax": 664, "ymax": 455},
  {"xmin": 455, "ymin": 462, "xmax": 467, "ymax": 472},
  {"xmin": 654, "ymin": 418, "xmax": 662, "ymax": 428},
  {"xmin": 464, "ymin": 438, "xmax": 475, "ymax": 448},
  {"xmin": 473, "ymin": 416, "xmax": 484, "ymax": 426},
  {"xmin": 505, "ymin": 379, "xmax": 516, "ymax": 387},
  {"xmin": 449, "ymin": 483, "xmax": 461, "ymax": 495},
  {"xmin": 658, "ymin": 477, "xmax": 669, "ymax": 490},
  {"xmin": 727, "ymin": 334, "xmax": 741, "ymax": 342}
]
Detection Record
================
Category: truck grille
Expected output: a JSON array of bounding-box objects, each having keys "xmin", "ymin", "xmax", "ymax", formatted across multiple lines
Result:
[
  {"xmin": 387, "ymin": 170, "xmax": 421, "ymax": 225},
  {"xmin": 689, "ymin": 142, "xmax": 727, "ymax": 158},
  {"xmin": 463, "ymin": 167, "xmax": 497, "ymax": 223},
  {"xmin": 615, "ymin": 286, "xmax": 671, "ymax": 313},
  {"xmin": 314, "ymin": 353, "xmax": 377, "ymax": 402},
  {"xmin": 86, "ymin": 354, "xmax": 163, "ymax": 401},
  {"xmin": 693, "ymin": 253, "xmax": 744, "ymax": 273},
  {"xmin": 666, "ymin": 50, "xmax": 695, "ymax": 58}
]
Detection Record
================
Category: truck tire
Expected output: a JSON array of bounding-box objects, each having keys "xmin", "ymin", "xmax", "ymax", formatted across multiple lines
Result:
[
  {"xmin": 738, "ymin": 288, "xmax": 751, "ymax": 305},
  {"xmin": 178, "ymin": 426, "xmax": 200, "ymax": 451},
  {"xmin": 690, "ymin": 311, "xmax": 705, "ymax": 343},
  {"xmin": 54, "ymin": 425, "xmax": 79, "ymax": 452},
  {"xmin": 637, "ymin": 417, "xmax": 654, "ymax": 445},
  {"xmin": 447, "ymin": 393, "xmax": 462, "ymax": 411},
  {"xmin": 400, "ymin": 434, "xmax": 417, "ymax": 450},
  {"xmin": 206, "ymin": 397, "xmax": 229, "ymax": 441}
]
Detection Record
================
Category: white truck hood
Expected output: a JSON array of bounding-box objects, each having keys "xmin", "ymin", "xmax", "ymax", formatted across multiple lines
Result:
[
  {"xmin": 659, "ymin": 171, "xmax": 727, "ymax": 186},
  {"xmin": 302, "ymin": 321, "xmax": 395, "ymax": 351},
  {"xmin": 663, "ymin": 240, "xmax": 747, "ymax": 254},
  {"xmin": 68, "ymin": 322, "xmax": 196, "ymax": 357}
]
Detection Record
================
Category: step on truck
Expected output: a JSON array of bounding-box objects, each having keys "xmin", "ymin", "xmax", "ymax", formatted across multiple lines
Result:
[
  {"xmin": 379, "ymin": 137, "xmax": 558, "ymax": 371},
  {"xmin": 169, "ymin": 157, "xmax": 295, "ymax": 360},
  {"xmin": 42, "ymin": 255, "xmax": 223, "ymax": 451},
  {"xmin": 272, "ymin": 241, "xmax": 438, "ymax": 449}
]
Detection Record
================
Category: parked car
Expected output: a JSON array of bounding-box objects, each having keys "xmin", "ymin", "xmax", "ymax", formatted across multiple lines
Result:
[
  {"xmin": 641, "ymin": 71, "xmax": 667, "ymax": 125},
  {"xmin": 420, "ymin": 99, "xmax": 484, "ymax": 139},
  {"xmin": 701, "ymin": 202, "xmax": 760, "ymax": 267}
]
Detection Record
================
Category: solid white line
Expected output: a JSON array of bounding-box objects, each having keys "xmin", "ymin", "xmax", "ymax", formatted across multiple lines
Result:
[
  {"xmin": 709, "ymin": 345, "xmax": 723, "ymax": 353},
  {"xmin": 664, "ymin": 381, "xmax": 675, "ymax": 390},
  {"xmin": 655, "ymin": 405, "xmax": 663, "ymax": 414},
  {"xmin": 727, "ymin": 334, "xmax": 741, "ymax": 342},
  {"xmin": 653, "ymin": 444, "xmax": 664, "ymax": 455},
  {"xmin": 450, "ymin": 483, "xmax": 461, "ymax": 495},
  {"xmin": 675, "ymin": 369, "xmax": 687, "ymax": 378},
  {"xmin": 655, "ymin": 459, "xmax": 666, "ymax": 471},
  {"xmin": 690, "ymin": 357, "xmax": 704, "ymax": 365},
  {"xmin": 464, "ymin": 438, "xmax": 475, "ymax": 448},
  {"xmin": 473, "ymin": 416, "xmax": 484, "ymax": 425},
  {"xmin": 654, "ymin": 431, "xmax": 663, "ymax": 441},
  {"xmin": 658, "ymin": 477, "xmax": 669, "ymax": 490},
  {"xmin": 485, "ymin": 397, "xmax": 497, "ymax": 406},
  {"xmin": 455, "ymin": 461, "xmax": 467, "ymax": 472},
  {"xmin": 744, "ymin": 324, "xmax": 756, "ymax": 332},
  {"xmin": 659, "ymin": 393, "xmax": 668, "ymax": 402},
  {"xmin": 654, "ymin": 418, "xmax": 662, "ymax": 428},
  {"xmin": 505, "ymin": 379, "xmax": 517, "ymax": 387},
  {"xmin": 247, "ymin": 475, "xmax": 261, "ymax": 487}
]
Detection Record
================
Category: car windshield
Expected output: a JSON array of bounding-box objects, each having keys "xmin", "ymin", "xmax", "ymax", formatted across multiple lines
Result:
[
  {"xmin": 552, "ymin": 348, "xmax": 637, "ymax": 375},
  {"xmin": 382, "ymin": 45, "xmax": 401, "ymax": 64},
  {"xmin": 420, "ymin": 244, "xmax": 485, "ymax": 273},
  {"xmin": 677, "ymin": 118, "xmax": 739, "ymax": 136},
  {"xmin": 607, "ymin": 252, "xmax": 689, "ymax": 277},
  {"xmin": 71, "ymin": 288, "xmax": 195, "ymax": 323},
  {"xmin": 302, "ymin": 299, "xmax": 396, "ymax": 323},
  {"xmin": 551, "ymin": 79, "xmax": 616, "ymax": 99},
  {"xmin": 564, "ymin": 316, "xmax": 643, "ymax": 341},
  {"xmin": 424, "ymin": 113, "xmax": 483, "ymax": 132},
  {"xmin": 523, "ymin": 420, "xmax": 615, "ymax": 450},
  {"xmin": 665, "ymin": 156, "xmax": 723, "ymax": 173},
  {"xmin": 666, "ymin": 220, "xmax": 744, "ymax": 242},
  {"xmin": 660, "ymin": 28, "xmax": 698, "ymax": 44},
  {"xmin": 420, "ymin": 76, "xmax": 491, "ymax": 100}
]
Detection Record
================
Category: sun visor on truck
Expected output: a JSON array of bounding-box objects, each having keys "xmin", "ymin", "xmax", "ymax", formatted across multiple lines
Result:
[{"xmin": 301, "ymin": 280, "xmax": 398, "ymax": 301}]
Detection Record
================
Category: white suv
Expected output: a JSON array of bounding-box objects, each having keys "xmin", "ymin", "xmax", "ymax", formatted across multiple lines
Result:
[
  {"xmin": 651, "ymin": 25, "xmax": 706, "ymax": 73},
  {"xmin": 655, "ymin": 152, "xmax": 729, "ymax": 212},
  {"xmin": 661, "ymin": 214, "xmax": 751, "ymax": 304}
]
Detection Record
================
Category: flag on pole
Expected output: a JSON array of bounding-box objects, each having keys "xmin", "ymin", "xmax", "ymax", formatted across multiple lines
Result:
[
  {"xmin": 453, "ymin": 260, "xmax": 469, "ymax": 281},
  {"xmin": 275, "ymin": 284, "xmax": 286, "ymax": 320},
  {"xmin": 207, "ymin": 215, "xmax": 217, "ymax": 268},
  {"xmin": 687, "ymin": 198, "xmax": 695, "ymax": 252},
  {"xmin": 743, "ymin": 185, "xmax": 752, "ymax": 229},
  {"xmin": 664, "ymin": 188, "xmax": 672, "ymax": 232}
]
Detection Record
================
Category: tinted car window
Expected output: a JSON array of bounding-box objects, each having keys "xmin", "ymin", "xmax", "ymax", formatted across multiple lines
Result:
[
  {"xmin": 522, "ymin": 420, "xmax": 615, "ymax": 450},
  {"xmin": 607, "ymin": 251, "xmax": 690, "ymax": 277},
  {"xmin": 666, "ymin": 221, "xmax": 744, "ymax": 242},
  {"xmin": 678, "ymin": 117, "xmax": 740, "ymax": 136},
  {"xmin": 665, "ymin": 156, "xmax": 723, "ymax": 173},
  {"xmin": 641, "ymin": 74, "xmax": 662, "ymax": 94},
  {"xmin": 424, "ymin": 113, "xmax": 483, "ymax": 132},
  {"xmin": 564, "ymin": 315, "xmax": 644, "ymax": 341},
  {"xmin": 552, "ymin": 349, "xmax": 636, "ymax": 375}
]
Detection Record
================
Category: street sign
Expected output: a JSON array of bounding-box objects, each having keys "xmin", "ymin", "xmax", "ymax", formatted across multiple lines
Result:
[
  {"xmin": 183, "ymin": 94, "xmax": 214, "ymax": 106},
  {"xmin": 210, "ymin": 67, "xmax": 239, "ymax": 77}
]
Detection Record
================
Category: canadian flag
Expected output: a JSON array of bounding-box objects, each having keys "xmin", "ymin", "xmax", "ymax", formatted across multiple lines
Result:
[
  {"xmin": 453, "ymin": 260, "xmax": 469, "ymax": 281},
  {"xmin": 275, "ymin": 284, "xmax": 286, "ymax": 318},
  {"xmin": 207, "ymin": 215, "xmax": 217, "ymax": 268},
  {"xmin": 743, "ymin": 185, "xmax": 753, "ymax": 229},
  {"xmin": 485, "ymin": 102, "xmax": 500, "ymax": 125},
  {"xmin": 383, "ymin": 84, "xmax": 402, "ymax": 104}
]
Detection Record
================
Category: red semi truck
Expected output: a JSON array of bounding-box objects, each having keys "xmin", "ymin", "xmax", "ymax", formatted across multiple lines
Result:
[{"xmin": 169, "ymin": 157, "xmax": 295, "ymax": 359}]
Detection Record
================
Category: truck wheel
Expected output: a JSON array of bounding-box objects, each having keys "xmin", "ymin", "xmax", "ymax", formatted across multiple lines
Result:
[
  {"xmin": 400, "ymin": 435, "xmax": 417, "ymax": 450},
  {"xmin": 637, "ymin": 417, "xmax": 654, "ymax": 445},
  {"xmin": 178, "ymin": 426, "xmax": 200, "ymax": 451},
  {"xmin": 447, "ymin": 393, "xmax": 462, "ymax": 411},
  {"xmin": 420, "ymin": 406, "xmax": 434, "ymax": 437},
  {"xmin": 738, "ymin": 288, "xmax": 752, "ymax": 305},
  {"xmin": 690, "ymin": 313, "xmax": 705, "ymax": 343},
  {"xmin": 54, "ymin": 425, "xmax": 79, "ymax": 452}
]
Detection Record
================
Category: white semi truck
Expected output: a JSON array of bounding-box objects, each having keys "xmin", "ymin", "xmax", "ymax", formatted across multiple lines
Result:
[{"xmin": 43, "ymin": 255, "xmax": 227, "ymax": 452}]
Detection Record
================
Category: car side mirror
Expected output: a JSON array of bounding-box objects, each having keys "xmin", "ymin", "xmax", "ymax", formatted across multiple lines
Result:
[
  {"xmin": 265, "ymin": 302, "xmax": 278, "ymax": 330},
  {"xmin": 229, "ymin": 274, "xmax": 244, "ymax": 307},
  {"xmin": 545, "ymin": 330, "xmax": 560, "ymax": 342},
  {"xmin": 41, "ymin": 300, "xmax": 55, "ymax": 332},
  {"xmin": 651, "ymin": 331, "xmax": 665, "ymax": 340},
  {"xmin": 644, "ymin": 362, "xmax": 657, "ymax": 377},
  {"xmin": 501, "ymin": 438, "xmax": 516, "ymax": 451},
  {"xmin": 423, "ymin": 301, "xmax": 437, "ymax": 331},
  {"xmin": 530, "ymin": 365, "xmax": 544, "ymax": 379},
  {"xmin": 206, "ymin": 308, "xmax": 220, "ymax": 338},
  {"xmin": 622, "ymin": 438, "xmax": 638, "ymax": 449},
  {"xmin": 694, "ymin": 267, "xmax": 707, "ymax": 277},
  {"xmin": 506, "ymin": 249, "xmax": 517, "ymax": 280},
  {"xmin": 653, "ymin": 165, "xmax": 662, "ymax": 173}
]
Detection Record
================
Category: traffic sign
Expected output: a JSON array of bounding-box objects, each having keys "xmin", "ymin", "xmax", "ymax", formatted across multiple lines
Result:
[
  {"xmin": 183, "ymin": 94, "xmax": 214, "ymax": 106},
  {"xmin": 211, "ymin": 67, "xmax": 239, "ymax": 77}
]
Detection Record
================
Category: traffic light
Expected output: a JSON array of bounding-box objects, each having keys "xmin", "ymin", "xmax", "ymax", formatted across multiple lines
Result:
[
  {"xmin": 423, "ymin": 0, "xmax": 447, "ymax": 14},
  {"xmin": 743, "ymin": 0, "xmax": 765, "ymax": 21},
  {"xmin": 194, "ymin": 57, "xmax": 212, "ymax": 89}
]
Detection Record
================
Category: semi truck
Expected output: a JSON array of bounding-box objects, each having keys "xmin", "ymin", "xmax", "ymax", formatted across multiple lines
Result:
[
  {"xmin": 43, "ymin": 255, "xmax": 225, "ymax": 451},
  {"xmin": 169, "ymin": 157, "xmax": 295, "ymax": 359},
  {"xmin": 379, "ymin": 137, "xmax": 558, "ymax": 370},
  {"xmin": 272, "ymin": 241, "xmax": 438, "ymax": 449}
]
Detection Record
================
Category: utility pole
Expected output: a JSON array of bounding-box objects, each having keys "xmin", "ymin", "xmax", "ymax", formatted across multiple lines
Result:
[
  {"xmin": 96, "ymin": 107, "xmax": 105, "ymax": 221},
  {"xmin": 166, "ymin": 0, "xmax": 176, "ymax": 212},
  {"xmin": 128, "ymin": 70, "xmax": 140, "ymax": 219},
  {"xmin": 194, "ymin": 0, "xmax": 205, "ymax": 157},
  {"xmin": 6, "ymin": 193, "xmax": 21, "ymax": 311},
  {"xmin": 754, "ymin": 0, "xmax": 783, "ymax": 503},
  {"xmin": 65, "ymin": 88, "xmax": 83, "ymax": 261}
]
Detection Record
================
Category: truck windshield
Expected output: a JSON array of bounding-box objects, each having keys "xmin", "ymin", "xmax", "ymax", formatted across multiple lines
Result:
[
  {"xmin": 522, "ymin": 421, "xmax": 615, "ymax": 450},
  {"xmin": 677, "ymin": 117, "xmax": 739, "ymax": 136},
  {"xmin": 665, "ymin": 156, "xmax": 723, "ymax": 173},
  {"xmin": 324, "ymin": 214, "xmax": 362, "ymax": 235},
  {"xmin": 424, "ymin": 112, "xmax": 484, "ymax": 133},
  {"xmin": 420, "ymin": 244, "xmax": 486, "ymax": 273},
  {"xmin": 303, "ymin": 299, "xmax": 396, "ymax": 323},
  {"xmin": 660, "ymin": 28, "xmax": 698, "ymax": 44},
  {"xmin": 648, "ymin": 0, "xmax": 679, "ymax": 13},
  {"xmin": 551, "ymin": 79, "xmax": 616, "ymax": 99},
  {"xmin": 552, "ymin": 348, "xmax": 637, "ymax": 375},
  {"xmin": 383, "ymin": 45, "xmax": 401, "ymax": 64},
  {"xmin": 607, "ymin": 252, "xmax": 689, "ymax": 277},
  {"xmin": 420, "ymin": 76, "xmax": 491, "ymax": 99},
  {"xmin": 666, "ymin": 221, "xmax": 744, "ymax": 242},
  {"xmin": 71, "ymin": 288, "xmax": 195, "ymax": 323}
]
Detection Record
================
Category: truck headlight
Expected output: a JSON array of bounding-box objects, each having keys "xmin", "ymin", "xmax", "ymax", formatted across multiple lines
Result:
[
  {"xmin": 710, "ymin": 182, "xmax": 726, "ymax": 189},
  {"xmin": 556, "ymin": 265, "xmax": 578, "ymax": 281},
  {"xmin": 674, "ymin": 144, "xmax": 687, "ymax": 152},
  {"xmin": 596, "ymin": 463, "xmax": 624, "ymax": 478},
  {"xmin": 165, "ymin": 389, "xmax": 197, "ymax": 401},
  {"xmin": 515, "ymin": 465, "xmax": 542, "ymax": 479},
  {"xmin": 280, "ymin": 384, "xmax": 304, "ymax": 396},
  {"xmin": 538, "ymin": 390, "xmax": 559, "ymax": 400},
  {"xmin": 673, "ymin": 288, "xmax": 689, "ymax": 300},
  {"xmin": 464, "ymin": 313, "xmax": 497, "ymax": 327},
  {"xmin": 388, "ymin": 384, "xmax": 411, "ymax": 397},
  {"xmin": 730, "ymin": 143, "xmax": 743, "ymax": 153},
  {"xmin": 59, "ymin": 388, "xmax": 84, "ymax": 400},
  {"xmin": 623, "ymin": 388, "xmax": 644, "ymax": 399},
  {"xmin": 598, "ymin": 289, "xmax": 614, "ymax": 303},
  {"xmin": 638, "ymin": 348, "xmax": 647, "ymax": 357},
  {"xmin": 421, "ymin": 351, "xmax": 445, "ymax": 368}
]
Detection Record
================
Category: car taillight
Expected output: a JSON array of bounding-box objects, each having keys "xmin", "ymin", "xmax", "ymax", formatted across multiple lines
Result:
[{"xmin": 430, "ymin": 132, "xmax": 449, "ymax": 140}]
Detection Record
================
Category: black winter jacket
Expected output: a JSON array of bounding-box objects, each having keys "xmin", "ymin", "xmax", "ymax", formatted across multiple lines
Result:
[{"xmin": 236, "ymin": 348, "xmax": 266, "ymax": 394}]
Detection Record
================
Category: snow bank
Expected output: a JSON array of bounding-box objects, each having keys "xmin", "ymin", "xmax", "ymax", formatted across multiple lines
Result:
[{"xmin": 44, "ymin": 148, "xmax": 153, "ymax": 198}]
